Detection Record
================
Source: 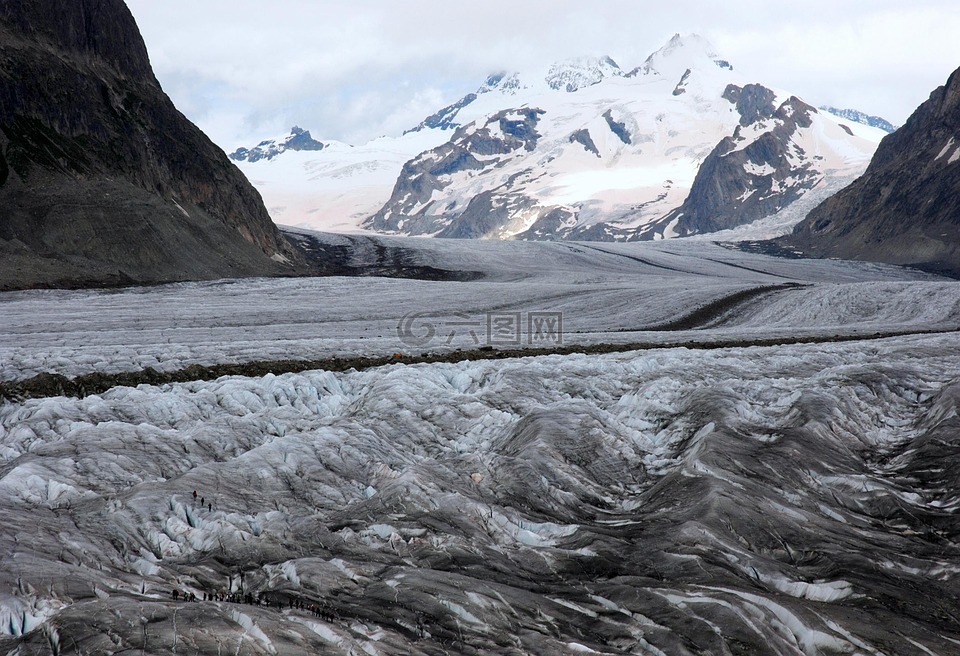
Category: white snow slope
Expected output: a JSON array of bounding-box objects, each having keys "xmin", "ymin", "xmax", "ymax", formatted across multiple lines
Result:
[{"xmin": 235, "ymin": 131, "xmax": 449, "ymax": 233}]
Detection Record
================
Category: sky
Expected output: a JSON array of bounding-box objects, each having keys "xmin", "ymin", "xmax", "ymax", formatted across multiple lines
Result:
[{"xmin": 124, "ymin": 1, "xmax": 960, "ymax": 151}]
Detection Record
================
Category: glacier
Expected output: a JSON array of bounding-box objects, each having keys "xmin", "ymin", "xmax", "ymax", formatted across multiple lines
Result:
[
  {"xmin": 0, "ymin": 236, "xmax": 943, "ymax": 383},
  {"xmin": 2, "ymin": 237, "xmax": 960, "ymax": 653}
]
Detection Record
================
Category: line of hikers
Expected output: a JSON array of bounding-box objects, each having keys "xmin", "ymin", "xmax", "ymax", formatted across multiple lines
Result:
[
  {"xmin": 175, "ymin": 490, "xmax": 337, "ymax": 620},
  {"xmin": 170, "ymin": 588, "xmax": 339, "ymax": 621},
  {"xmin": 192, "ymin": 489, "xmax": 212, "ymax": 512}
]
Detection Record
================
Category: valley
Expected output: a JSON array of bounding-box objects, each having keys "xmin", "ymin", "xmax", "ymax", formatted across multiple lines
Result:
[{"xmin": 2, "ymin": 1, "xmax": 960, "ymax": 653}]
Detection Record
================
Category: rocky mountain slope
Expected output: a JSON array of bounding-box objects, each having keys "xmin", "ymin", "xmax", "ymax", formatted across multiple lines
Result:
[
  {"xmin": 785, "ymin": 65, "xmax": 960, "ymax": 275},
  {"xmin": 638, "ymin": 91, "xmax": 825, "ymax": 238},
  {"xmin": 0, "ymin": 0, "xmax": 303, "ymax": 290}
]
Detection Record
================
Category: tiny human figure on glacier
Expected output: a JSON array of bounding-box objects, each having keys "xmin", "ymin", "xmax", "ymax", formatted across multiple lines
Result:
[{"xmin": 192, "ymin": 490, "xmax": 197, "ymax": 500}]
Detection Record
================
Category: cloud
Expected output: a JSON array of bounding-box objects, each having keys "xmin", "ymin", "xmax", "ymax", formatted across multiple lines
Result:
[{"xmin": 125, "ymin": 0, "xmax": 960, "ymax": 147}]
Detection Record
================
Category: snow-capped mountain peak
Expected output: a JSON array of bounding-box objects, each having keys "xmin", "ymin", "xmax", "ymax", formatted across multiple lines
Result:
[
  {"xmin": 633, "ymin": 33, "xmax": 732, "ymax": 80},
  {"xmin": 545, "ymin": 55, "xmax": 624, "ymax": 92},
  {"xmin": 405, "ymin": 37, "xmax": 730, "ymax": 138},
  {"xmin": 404, "ymin": 57, "xmax": 626, "ymax": 135}
]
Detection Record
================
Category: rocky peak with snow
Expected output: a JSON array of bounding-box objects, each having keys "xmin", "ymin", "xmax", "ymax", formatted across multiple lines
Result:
[
  {"xmin": 404, "ymin": 34, "xmax": 731, "ymax": 136},
  {"xmin": 405, "ymin": 56, "xmax": 624, "ymax": 136},
  {"xmin": 479, "ymin": 72, "xmax": 523, "ymax": 95},
  {"xmin": 723, "ymin": 83, "xmax": 778, "ymax": 126},
  {"xmin": 229, "ymin": 126, "xmax": 325, "ymax": 162},
  {"xmin": 647, "ymin": 90, "xmax": 824, "ymax": 238}
]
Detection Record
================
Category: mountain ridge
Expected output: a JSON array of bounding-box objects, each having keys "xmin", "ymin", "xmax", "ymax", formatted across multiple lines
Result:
[
  {"xmin": 819, "ymin": 106, "xmax": 898, "ymax": 133},
  {"xmin": 231, "ymin": 34, "xmax": 885, "ymax": 242},
  {"xmin": 361, "ymin": 34, "xmax": 882, "ymax": 241}
]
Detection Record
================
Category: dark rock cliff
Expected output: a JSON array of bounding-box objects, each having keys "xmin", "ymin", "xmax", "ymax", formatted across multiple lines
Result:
[
  {"xmin": 783, "ymin": 67, "xmax": 960, "ymax": 275},
  {"xmin": 642, "ymin": 86, "xmax": 821, "ymax": 239},
  {"xmin": 0, "ymin": 0, "xmax": 303, "ymax": 290}
]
